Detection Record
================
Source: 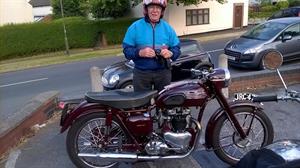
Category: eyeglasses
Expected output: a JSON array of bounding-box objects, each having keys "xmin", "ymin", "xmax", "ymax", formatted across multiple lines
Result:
[{"xmin": 148, "ymin": 5, "xmax": 162, "ymax": 11}]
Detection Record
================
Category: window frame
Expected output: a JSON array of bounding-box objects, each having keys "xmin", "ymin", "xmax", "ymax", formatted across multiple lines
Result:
[{"xmin": 186, "ymin": 8, "xmax": 210, "ymax": 26}]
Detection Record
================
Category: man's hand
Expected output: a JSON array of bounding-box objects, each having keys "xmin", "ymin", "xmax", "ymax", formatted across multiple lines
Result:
[
  {"xmin": 139, "ymin": 47, "xmax": 156, "ymax": 58},
  {"xmin": 160, "ymin": 48, "xmax": 173, "ymax": 59}
]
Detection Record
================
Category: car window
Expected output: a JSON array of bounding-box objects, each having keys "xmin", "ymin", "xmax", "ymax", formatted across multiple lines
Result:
[
  {"xmin": 283, "ymin": 9, "xmax": 293, "ymax": 17},
  {"xmin": 271, "ymin": 10, "xmax": 283, "ymax": 19},
  {"xmin": 242, "ymin": 22, "xmax": 287, "ymax": 40},
  {"xmin": 284, "ymin": 24, "xmax": 300, "ymax": 37},
  {"xmin": 180, "ymin": 43, "xmax": 201, "ymax": 56}
]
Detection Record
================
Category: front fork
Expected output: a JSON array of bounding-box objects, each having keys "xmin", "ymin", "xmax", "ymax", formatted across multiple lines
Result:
[
  {"xmin": 105, "ymin": 109, "xmax": 113, "ymax": 136},
  {"xmin": 215, "ymin": 89, "xmax": 248, "ymax": 139}
]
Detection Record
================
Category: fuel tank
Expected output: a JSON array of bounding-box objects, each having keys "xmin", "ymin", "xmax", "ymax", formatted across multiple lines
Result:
[{"xmin": 156, "ymin": 80, "xmax": 210, "ymax": 108}]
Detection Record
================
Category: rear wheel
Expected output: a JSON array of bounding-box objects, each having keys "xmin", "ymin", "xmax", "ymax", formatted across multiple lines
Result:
[
  {"xmin": 211, "ymin": 106, "xmax": 274, "ymax": 165},
  {"xmin": 66, "ymin": 113, "xmax": 129, "ymax": 168}
]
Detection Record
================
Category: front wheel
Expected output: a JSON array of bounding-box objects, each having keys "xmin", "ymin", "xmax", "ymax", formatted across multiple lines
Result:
[
  {"xmin": 66, "ymin": 113, "xmax": 129, "ymax": 168},
  {"xmin": 212, "ymin": 106, "xmax": 274, "ymax": 165}
]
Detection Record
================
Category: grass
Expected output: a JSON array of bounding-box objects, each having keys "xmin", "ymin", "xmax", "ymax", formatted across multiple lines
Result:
[{"xmin": 0, "ymin": 47, "xmax": 122, "ymax": 73}]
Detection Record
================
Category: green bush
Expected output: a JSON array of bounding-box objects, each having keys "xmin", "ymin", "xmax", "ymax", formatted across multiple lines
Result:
[
  {"xmin": 51, "ymin": 0, "xmax": 88, "ymax": 18},
  {"xmin": 249, "ymin": 11, "xmax": 274, "ymax": 18},
  {"xmin": 276, "ymin": 1, "xmax": 289, "ymax": 10},
  {"xmin": 261, "ymin": 5, "xmax": 278, "ymax": 12},
  {"xmin": 288, "ymin": 0, "xmax": 300, "ymax": 7},
  {"xmin": 90, "ymin": 0, "xmax": 130, "ymax": 19},
  {"xmin": 0, "ymin": 17, "xmax": 136, "ymax": 60}
]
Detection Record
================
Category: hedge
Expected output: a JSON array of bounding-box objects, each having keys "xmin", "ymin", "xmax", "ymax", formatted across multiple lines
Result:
[{"xmin": 0, "ymin": 17, "xmax": 136, "ymax": 60}]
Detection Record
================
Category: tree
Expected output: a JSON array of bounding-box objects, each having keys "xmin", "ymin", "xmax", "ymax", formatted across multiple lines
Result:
[
  {"xmin": 90, "ymin": 0, "xmax": 130, "ymax": 19},
  {"xmin": 51, "ymin": 0, "xmax": 89, "ymax": 18}
]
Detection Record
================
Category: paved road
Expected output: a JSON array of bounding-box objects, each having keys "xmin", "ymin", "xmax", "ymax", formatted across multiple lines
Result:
[
  {"xmin": 1, "ymin": 83, "xmax": 299, "ymax": 168},
  {"xmin": 0, "ymin": 38, "xmax": 233, "ymax": 121},
  {"xmin": 1, "ymin": 36, "xmax": 300, "ymax": 121}
]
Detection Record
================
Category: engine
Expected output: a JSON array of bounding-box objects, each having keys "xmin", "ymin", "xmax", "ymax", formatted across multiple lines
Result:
[{"xmin": 145, "ymin": 107, "xmax": 193, "ymax": 155}]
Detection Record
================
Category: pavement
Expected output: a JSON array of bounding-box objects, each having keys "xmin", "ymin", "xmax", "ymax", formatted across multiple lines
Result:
[{"xmin": 0, "ymin": 26, "xmax": 300, "ymax": 168}]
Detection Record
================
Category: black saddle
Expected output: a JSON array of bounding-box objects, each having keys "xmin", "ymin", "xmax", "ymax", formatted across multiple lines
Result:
[{"xmin": 85, "ymin": 89, "xmax": 158, "ymax": 109}]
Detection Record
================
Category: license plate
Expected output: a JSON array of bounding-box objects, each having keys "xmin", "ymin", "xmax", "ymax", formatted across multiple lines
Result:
[
  {"xmin": 227, "ymin": 55, "xmax": 236, "ymax": 61},
  {"xmin": 234, "ymin": 93, "xmax": 254, "ymax": 101}
]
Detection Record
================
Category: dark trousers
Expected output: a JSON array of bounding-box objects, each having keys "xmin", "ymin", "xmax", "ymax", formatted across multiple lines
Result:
[{"xmin": 133, "ymin": 68, "xmax": 171, "ymax": 92}]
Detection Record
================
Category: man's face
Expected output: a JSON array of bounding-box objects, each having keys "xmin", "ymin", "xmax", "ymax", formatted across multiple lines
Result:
[{"xmin": 147, "ymin": 4, "xmax": 162, "ymax": 23}]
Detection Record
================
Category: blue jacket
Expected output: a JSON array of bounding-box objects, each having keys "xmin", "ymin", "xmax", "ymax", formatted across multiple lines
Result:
[{"xmin": 123, "ymin": 17, "xmax": 181, "ymax": 71}]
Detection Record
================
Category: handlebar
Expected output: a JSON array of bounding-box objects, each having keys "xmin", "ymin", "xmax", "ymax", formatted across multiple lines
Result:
[
  {"xmin": 252, "ymin": 95, "xmax": 278, "ymax": 102},
  {"xmin": 252, "ymin": 90, "xmax": 300, "ymax": 103}
]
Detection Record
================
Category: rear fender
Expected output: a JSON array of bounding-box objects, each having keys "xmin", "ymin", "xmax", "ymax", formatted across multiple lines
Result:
[
  {"xmin": 204, "ymin": 101, "xmax": 263, "ymax": 148},
  {"xmin": 60, "ymin": 100, "xmax": 107, "ymax": 133}
]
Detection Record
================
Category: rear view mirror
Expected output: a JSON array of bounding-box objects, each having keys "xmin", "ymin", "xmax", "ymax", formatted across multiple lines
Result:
[
  {"xmin": 262, "ymin": 50, "xmax": 283, "ymax": 70},
  {"xmin": 282, "ymin": 34, "xmax": 292, "ymax": 42}
]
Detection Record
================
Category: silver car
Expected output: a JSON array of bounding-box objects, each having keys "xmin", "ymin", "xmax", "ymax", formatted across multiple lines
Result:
[{"xmin": 224, "ymin": 17, "xmax": 300, "ymax": 69}]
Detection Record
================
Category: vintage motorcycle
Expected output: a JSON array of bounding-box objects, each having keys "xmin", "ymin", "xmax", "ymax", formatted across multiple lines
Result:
[
  {"xmin": 235, "ymin": 50, "xmax": 300, "ymax": 168},
  {"xmin": 59, "ymin": 61, "xmax": 275, "ymax": 167}
]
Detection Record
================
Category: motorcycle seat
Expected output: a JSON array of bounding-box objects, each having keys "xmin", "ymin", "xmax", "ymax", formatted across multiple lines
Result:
[{"xmin": 84, "ymin": 89, "xmax": 158, "ymax": 109}]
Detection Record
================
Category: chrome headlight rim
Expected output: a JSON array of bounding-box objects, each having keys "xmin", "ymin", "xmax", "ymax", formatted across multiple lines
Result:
[
  {"xmin": 224, "ymin": 68, "xmax": 231, "ymax": 87},
  {"xmin": 108, "ymin": 74, "xmax": 120, "ymax": 85},
  {"xmin": 101, "ymin": 76, "xmax": 108, "ymax": 86}
]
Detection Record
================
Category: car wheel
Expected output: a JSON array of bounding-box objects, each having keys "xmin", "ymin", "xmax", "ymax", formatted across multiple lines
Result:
[
  {"xmin": 121, "ymin": 81, "xmax": 133, "ymax": 89},
  {"xmin": 195, "ymin": 64, "xmax": 212, "ymax": 72},
  {"xmin": 257, "ymin": 60, "xmax": 265, "ymax": 70},
  {"xmin": 192, "ymin": 64, "xmax": 212, "ymax": 78}
]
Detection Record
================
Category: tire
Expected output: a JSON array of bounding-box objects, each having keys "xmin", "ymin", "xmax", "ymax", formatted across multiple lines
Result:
[
  {"xmin": 257, "ymin": 59, "xmax": 265, "ymax": 70},
  {"xmin": 192, "ymin": 64, "xmax": 211, "ymax": 78},
  {"xmin": 66, "ymin": 113, "xmax": 129, "ymax": 168},
  {"xmin": 211, "ymin": 106, "xmax": 274, "ymax": 165},
  {"xmin": 120, "ymin": 81, "xmax": 133, "ymax": 89},
  {"xmin": 195, "ymin": 64, "xmax": 211, "ymax": 72}
]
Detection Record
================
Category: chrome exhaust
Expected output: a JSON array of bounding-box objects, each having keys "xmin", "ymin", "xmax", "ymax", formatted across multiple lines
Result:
[{"xmin": 78, "ymin": 119, "xmax": 202, "ymax": 162}]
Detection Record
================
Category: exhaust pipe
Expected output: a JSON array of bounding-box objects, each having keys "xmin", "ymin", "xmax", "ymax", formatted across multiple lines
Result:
[{"xmin": 78, "ymin": 119, "xmax": 202, "ymax": 162}]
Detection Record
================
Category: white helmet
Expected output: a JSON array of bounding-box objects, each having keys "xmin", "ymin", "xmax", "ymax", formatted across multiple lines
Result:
[
  {"xmin": 143, "ymin": 0, "xmax": 167, "ymax": 8},
  {"xmin": 143, "ymin": 0, "xmax": 167, "ymax": 17}
]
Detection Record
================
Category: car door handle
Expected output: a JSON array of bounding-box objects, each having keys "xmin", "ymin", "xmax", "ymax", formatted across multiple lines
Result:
[{"xmin": 174, "ymin": 63, "xmax": 182, "ymax": 66}]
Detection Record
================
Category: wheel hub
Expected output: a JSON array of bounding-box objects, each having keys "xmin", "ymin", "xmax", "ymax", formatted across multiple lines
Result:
[{"xmin": 233, "ymin": 129, "xmax": 254, "ymax": 148}]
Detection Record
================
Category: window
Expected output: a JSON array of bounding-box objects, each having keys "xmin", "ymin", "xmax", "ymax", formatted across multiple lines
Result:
[
  {"xmin": 186, "ymin": 9, "xmax": 209, "ymax": 26},
  {"xmin": 284, "ymin": 24, "xmax": 300, "ymax": 37},
  {"xmin": 271, "ymin": 11, "xmax": 283, "ymax": 19},
  {"xmin": 181, "ymin": 43, "xmax": 200, "ymax": 56}
]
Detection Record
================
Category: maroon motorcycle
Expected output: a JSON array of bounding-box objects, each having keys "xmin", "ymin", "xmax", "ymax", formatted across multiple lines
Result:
[{"xmin": 59, "ymin": 67, "xmax": 274, "ymax": 168}]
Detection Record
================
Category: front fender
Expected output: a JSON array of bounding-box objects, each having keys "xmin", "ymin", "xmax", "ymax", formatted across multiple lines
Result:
[
  {"xmin": 204, "ymin": 101, "xmax": 263, "ymax": 149},
  {"xmin": 60, "ymin": 100, "xmax": 107, "ymax": 133}
]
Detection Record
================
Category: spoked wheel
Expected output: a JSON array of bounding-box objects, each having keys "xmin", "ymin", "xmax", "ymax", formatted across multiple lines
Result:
[
  {"xmin": 66, "ymin": 113, "xmax": 129, "ymax": 168},
  {"xmin": 212, "ymin": 106, "xmax": 274, "ymax": 165}
]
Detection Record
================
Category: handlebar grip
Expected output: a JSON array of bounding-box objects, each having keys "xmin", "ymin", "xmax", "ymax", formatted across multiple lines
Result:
[{"xmin": 252, "ymin": 95, "xmax": 278, "ymax": 102}]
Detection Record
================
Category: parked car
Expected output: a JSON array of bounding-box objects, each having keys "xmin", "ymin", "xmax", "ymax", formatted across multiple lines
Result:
[
  {"xmin": 224, "ymin": 17, "xmax": 300, "ymax": 69},
  {"xmin": 101, "ymin": 39, "xmax": 213, "ymax": 90},
  {"xmin": 268, "ymin": 6, "xmax": 300, "ymax": 20}
]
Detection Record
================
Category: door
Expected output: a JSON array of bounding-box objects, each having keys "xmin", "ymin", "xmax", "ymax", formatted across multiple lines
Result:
[
  {"xmin": 233, "ymin": 4, "xmax": 243, "ymax": 29},
  {"xmin": 275, "ymin": 23, "xmax": 300, "ymax": 61}
]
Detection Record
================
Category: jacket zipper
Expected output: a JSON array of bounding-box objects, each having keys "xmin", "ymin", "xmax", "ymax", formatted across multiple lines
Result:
[{"xmin": 152, "ymin": 24, "xmax": 156, "ymax": 50}]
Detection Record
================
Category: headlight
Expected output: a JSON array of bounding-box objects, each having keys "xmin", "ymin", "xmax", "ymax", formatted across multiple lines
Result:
[
  {"xmin": 224, "ymin": 68, "xmax": 231, "ymax": 88},
  {"xmin": 224, "ymin": 68, "xmax": 231, "ymax": 81},
  {"xmin": 244, "ymin": 48, "xmax": 257, "ymax": 54},
  {"xmin": 109, "ymin": 74, "xmax": 119, "ymax": 85},
  {"xmin": 244, "ymin": 46, "xmax": 261, "ymax": 54},
  {"xmin": 102, "ymin": 76, "xmax": 108, "ymax": 86}
]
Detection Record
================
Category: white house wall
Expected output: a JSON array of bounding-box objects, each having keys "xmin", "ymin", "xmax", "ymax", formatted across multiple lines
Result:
[
  {"xmin": 0, "ymin": 0, "xmax": 33, "ymax": 26},
  {"xmin": 32, "ymin": 6, "xmax": 52, "ymax": 21},
  {"xmin": 33, "ymin": 6, "xmax": 52, "ymax": 17},
  {"xmin": 129, "ymin": 0, "xmax": 248, "ymax": 36}
]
